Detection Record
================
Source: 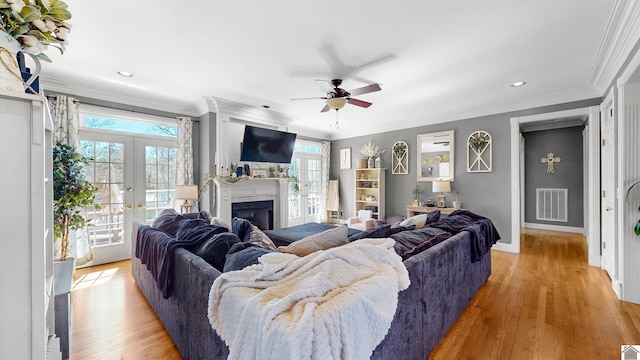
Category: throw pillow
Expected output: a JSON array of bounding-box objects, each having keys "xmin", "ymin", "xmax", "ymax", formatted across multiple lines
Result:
[
  {"xmin": 231, "ymin": 217, "xmax": 253, "ymax": 240},
  {"xmin": 194, "ymin": 232, "xmax": 241, "ymax": 271},
  {"xmin": 399, "ymin": 214, "xmax": 429, "ymax": 229},
  {"xmin": 278, "ymin": 225, "xmax": 349, "ymax": 257},
  {"xmin": 348, "ymin": 224, "xmax": 391, "ymax": 241},
  {"xmin": 426, "ymin": 210, "xmax": 441, "ymax": 224},
  {"xmin": 224, "ymin": 243, "xmax": 272, "ymax": 272},
  {"xmin": 152, "ymin": 209, "xmax": 190, "ymax": 236},
  {"xmin": 246, "ymin": 225, "xmax": 279, "ymax": 252},
  {"xmin": 210, "ymin": 217, "xmax": 232, "ymax": 232}
]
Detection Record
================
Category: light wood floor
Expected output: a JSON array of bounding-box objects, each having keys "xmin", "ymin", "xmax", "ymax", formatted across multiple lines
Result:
[{"xmin": 70, "ymin": 229, "xmax": 640, "ymax": 359}]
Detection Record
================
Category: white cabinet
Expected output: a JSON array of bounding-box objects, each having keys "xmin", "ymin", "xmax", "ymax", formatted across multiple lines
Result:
[
  {"xmin": 354, "ymin": 168, "xmax": 385, "ymax": 220},
  {"xmin": 0, "ymin": 91, "xmax": 55, "ymax": 359}
]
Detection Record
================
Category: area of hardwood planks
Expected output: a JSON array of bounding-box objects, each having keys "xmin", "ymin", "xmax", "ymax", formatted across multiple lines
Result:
[{"xmin": 69, "ymin": 229, "xmax": 640, "ymax": 359}]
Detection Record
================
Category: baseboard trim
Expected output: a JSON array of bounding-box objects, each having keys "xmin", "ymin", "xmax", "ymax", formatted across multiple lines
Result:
[
  {"xmin": 524, "ymin": 222, "xmax": 585, "ymax": 234},
  {"xmin": 492, "ymin": 242, "xmax": 516, "ymax": 253}
]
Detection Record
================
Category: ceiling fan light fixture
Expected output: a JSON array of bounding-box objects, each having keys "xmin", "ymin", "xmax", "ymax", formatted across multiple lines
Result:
[
  {"xmin": 326, "ymin": 97, "xmax": 347, "ymax": 110},
  {"xmin": 511, "ymin": 81, "xmax": 526, "ymax": 87}
]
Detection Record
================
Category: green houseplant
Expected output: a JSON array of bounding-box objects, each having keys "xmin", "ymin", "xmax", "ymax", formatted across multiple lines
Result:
[
  {"xmin": 410, "ymin": 184, "xmax": 423, "ymax": 206},
  {"xmin": 53, "ymin": 141, "xmax": 98, "ymax": 261}
]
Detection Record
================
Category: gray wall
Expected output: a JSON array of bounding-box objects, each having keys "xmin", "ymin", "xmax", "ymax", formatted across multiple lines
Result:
[
  {"xmin": 523, "ymin": 127, "xmax": 584, "ymax": 227},
  {"xmin": 331, "ymin": 99, "xmax": 600, "ymax": 245}
]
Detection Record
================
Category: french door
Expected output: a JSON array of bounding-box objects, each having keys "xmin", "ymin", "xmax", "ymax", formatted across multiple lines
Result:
[
  {"xmin": 80, "ymin": 131, "xmax": 176, "ymax": 266},
  {"xmin": 288, "ymin": 153, "xmax": 322, "ymax": 226}
]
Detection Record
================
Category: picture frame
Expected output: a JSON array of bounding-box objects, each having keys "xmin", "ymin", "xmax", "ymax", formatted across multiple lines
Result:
[
  {"xmin": 340, "ymin": 147, "xmax": 351, "ymax": 169},
  {"xmin": 253, "ymin": 169, "xmax": 267, "ymax": 178}
]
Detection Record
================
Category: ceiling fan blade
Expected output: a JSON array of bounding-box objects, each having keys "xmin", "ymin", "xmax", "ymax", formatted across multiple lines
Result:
[
  {"xmin": 348, "ymin": 98, "xmax": 373, "ymax": 108},
  {"xmin": 320, "ymin": 104, "xmax": 331, "ymax": 112},
  {"xmin": 315, "ymin": 79, "xmax": 337, "ymax": 94},
  {"xmin": 348, "ymin": 83, "xmax": 381, "ymax": 96},
  {"xmin": 291, "ymin": 96, "xmax": 327, "ymax": 101}
]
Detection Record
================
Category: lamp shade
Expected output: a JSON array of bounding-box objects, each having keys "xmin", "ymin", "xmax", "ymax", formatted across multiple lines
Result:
[
  {"xmin": 175, "ymin": 185, "xmax": 198, "ymax": 200},
  {"xmin": 432, "ymin": 180, "xmax": 451, "ymax": 193}
]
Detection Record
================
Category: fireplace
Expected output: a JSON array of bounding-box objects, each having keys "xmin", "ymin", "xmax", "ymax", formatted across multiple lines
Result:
[
  {"xmin": 232, "ymin": 200, "xmax": 274, "ymax": 230},
  {"xmin": 213, "ymin": 178, "xmax": 289, "ymax": 230}
]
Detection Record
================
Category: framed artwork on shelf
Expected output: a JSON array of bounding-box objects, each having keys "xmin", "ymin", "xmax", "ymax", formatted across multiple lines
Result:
[
  {"xmin": 340, "ymin": 147, "xmax": 351, "ymax": 169},
  {"xmin": 253, "ymin": 169, "xmax": 267, "ymax": 178}
]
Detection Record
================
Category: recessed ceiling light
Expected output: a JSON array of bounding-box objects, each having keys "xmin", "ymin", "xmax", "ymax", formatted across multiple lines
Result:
[
  {"xmin": 117, "ymin": 70, "xmax": 133, "ymax": 77},
  {"xmin": 511, "ymin": 81, "xmax": 526, "ymax": 87}
]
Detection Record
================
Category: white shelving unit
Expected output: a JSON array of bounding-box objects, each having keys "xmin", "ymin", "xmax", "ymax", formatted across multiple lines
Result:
[
  {"xmin": 0, "ymin": 90, "xmax": 57, "ymax": 359},
  {"xmin": 354, "ymin": 168, "xmax": 386, "ymax": 220}
]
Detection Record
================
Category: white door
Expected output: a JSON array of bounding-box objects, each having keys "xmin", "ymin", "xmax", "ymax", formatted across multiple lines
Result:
[
  {"xmin": 601, "ymin": 102, "xmax": 616, "ymax": 279},
  {"xmin": 288, "ymin": 153, "xmax": 322, "ymax": 226},
  {"xmin": 80, "ymin": 133, "xmax": 177, "ymax": 265},
  {"xmin": 80, "ymin": 132, "xmax": 134, "ymax": 265}
]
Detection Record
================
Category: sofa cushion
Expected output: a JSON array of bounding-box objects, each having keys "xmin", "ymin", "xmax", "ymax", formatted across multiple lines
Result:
[
  {"xmin": 210, "ymin": 217, "xmax": 232, "ymax": 232},
  {"xmin": 194, "ymin": 232, "xmax": 241, "ymax": 271},
  {"xmin": 278, "ymin": 225, "xmax": 349, "ymax": 257},
  {"xmin": 175, "ymin": 220, "xmax": 229, "ymax": 252},
  {"xmin": 348, "ymin": 224, "xmax": 391, "ymax": 241},
  {"xmin": 224, "ymin": 243, "xmax": 273, "ymax": 272},
  {"xmin": 231, "ymin": 217, "xmax": 253, "ymax": 240},
  {"xmin": 246, "ymin": 225, "xmax": 279, "ymax": 252},
  {"xmin": 399, "ymin": 211, "xmax": 440, "ymax": 230}
]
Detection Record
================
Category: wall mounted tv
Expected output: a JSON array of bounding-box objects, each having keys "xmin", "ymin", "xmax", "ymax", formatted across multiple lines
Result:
[{"xmin": 240, "ymin": 125, "xmax": 297, "ymax": 164}]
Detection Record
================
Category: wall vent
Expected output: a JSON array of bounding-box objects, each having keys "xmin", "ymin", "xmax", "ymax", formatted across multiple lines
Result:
[{"xmin": 536, "ymin": 188, "xmax": 568, "ymax": 222}]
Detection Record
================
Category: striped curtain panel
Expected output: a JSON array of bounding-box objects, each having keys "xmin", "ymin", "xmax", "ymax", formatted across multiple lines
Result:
[
  {"xmin": 176, "ymin": 116, "xmax": 194, "ymax": 185},
  {"xmin": 47, "ymin": 94, "xmax": 93, "ymax": 266},
  {"xmin": 320, "ymin": 140, "xmax": 331, "ymax": 222}
]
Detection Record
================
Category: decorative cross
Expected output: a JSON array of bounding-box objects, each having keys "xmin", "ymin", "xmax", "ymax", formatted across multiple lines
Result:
[{"xmin": 541, "ymin": 152, "xmax": 561, "ymax": 174}]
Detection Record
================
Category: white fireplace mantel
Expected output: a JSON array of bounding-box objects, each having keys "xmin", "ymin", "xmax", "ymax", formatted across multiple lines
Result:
[{"xmin": 214, "ymin": 178, "xmax": 289, "ymax": 229}]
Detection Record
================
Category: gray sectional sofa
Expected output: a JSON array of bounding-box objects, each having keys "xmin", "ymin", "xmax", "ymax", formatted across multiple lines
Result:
[{"xmin": 131, "ymin": 220, "xmax": 492, "ymax": 360}]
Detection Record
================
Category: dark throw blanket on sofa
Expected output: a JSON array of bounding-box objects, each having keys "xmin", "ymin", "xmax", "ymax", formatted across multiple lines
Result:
[
  {"xmin": 429, "ymin": 210, "xmax": 501, "ymax": 261},
  {"xmin": 136, "ymin": 220, "xmax": 228, "ymax": 298}
]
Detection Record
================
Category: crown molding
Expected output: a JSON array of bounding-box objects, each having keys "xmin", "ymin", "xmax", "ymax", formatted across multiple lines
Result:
[
  {"xmin": 40, "ymin": 72, "xmax": 201, "ymax": 117},
  {"xmin": 330, "ymin": 85, "xmax": 600, "ymax": 140},
  {"xmin": 587, "ymin": 0, "xmax": 640, "ymax": 93},
  {"xmin": 202, "ymin": 96, "xmax": 296, "ymax": 129}
]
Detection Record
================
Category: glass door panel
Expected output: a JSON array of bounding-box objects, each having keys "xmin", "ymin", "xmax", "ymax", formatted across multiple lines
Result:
[
  {"xmin": 79, "ymin": 131, "xmax": 133, "ymax": 265},
  {"xmin": 288, "ymin": 154, "xmax": 321, "ymax": 226},
  {"xmin": 135, "ymin": 138, "xmax": 177, "ymax": 225}
]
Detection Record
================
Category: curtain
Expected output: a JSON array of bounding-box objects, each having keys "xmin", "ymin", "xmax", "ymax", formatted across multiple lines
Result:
[
  {"xmin": 176, "ymin": 116, "xmax": 193, "ymax": 185},
  {"xmin": 47, "ymin": 94, "xmax": 93, "ymax": 266},
  {"xmin": 320, "ymin": 141, "xmax": 331, "ymax": 222}
]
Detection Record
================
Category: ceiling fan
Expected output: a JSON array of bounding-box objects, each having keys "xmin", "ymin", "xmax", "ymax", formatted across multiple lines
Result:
[{"xmin": 292, "ymin": 79, "xmax": 381, "ymax": 113}]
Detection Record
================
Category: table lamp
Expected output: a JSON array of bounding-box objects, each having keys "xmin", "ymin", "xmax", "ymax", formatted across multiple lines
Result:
[
  {"xmin": 175, "ymin": 185, "xmax": 198, "ymax": 214},
  {"xmin": 432, "ymin": 180, "xmax": 451, "ymax": 208}
]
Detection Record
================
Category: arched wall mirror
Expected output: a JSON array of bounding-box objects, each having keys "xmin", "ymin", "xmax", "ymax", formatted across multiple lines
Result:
[{"xmin": 417, "ymin": 130, "xmax": 455, "ymax": 182}]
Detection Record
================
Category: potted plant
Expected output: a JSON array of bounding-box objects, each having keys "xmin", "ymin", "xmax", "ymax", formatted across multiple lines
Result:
[
  {"xmin": 53, "ymin": 141, "xmax": 98, "ymax": 261},
  {"xmin": 410, "ymin": 184, "xmax": 423, "ymax": 206}
]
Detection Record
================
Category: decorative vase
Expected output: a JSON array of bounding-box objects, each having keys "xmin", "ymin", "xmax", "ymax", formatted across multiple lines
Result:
[
  {"xmin": 367, "ymin": 157, "xmax": 374, "ymax": 168},
  {"xmin": 453, "ymin": 200, "xmax": 462, "ymax": 209},
  {"xmin": 375, "ymin": 156, "xmax": 382, "ymax": 168},
  {"xmin": 0, "ymin": 31, "xmax": 25, "ymax": 93}
]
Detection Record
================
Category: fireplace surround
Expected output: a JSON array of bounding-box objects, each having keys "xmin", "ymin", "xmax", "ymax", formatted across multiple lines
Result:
[{"xmin": 214, "ymin": 178, "xmax": 289, "ymax": 230}]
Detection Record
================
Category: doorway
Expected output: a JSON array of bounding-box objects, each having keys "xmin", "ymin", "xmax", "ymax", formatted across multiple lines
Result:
[
  {"xmin": 509, "ymin": 106, "xmax": 601, "ymax": 264},
  {"xmin": 287, "ymin": 152, "xmax": 322, "ymax": 226}
]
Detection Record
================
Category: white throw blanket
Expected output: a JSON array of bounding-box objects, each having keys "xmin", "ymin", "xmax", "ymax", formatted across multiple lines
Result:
[{"xmin": 208, "ymin": 238, "xmax": 410, "ymax": 360}]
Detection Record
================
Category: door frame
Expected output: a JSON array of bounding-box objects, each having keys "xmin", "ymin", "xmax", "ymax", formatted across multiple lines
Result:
[
  {"xmin": 287, "ymin": 152, "xmax": 323, "ymax": 226},
  {"xmin": 508, "ymin": 106, "xmax": 600, "ymax": 263},
  {"xmin": 600, "ymin": 88, "xmax": 618, "ymax": 291}
]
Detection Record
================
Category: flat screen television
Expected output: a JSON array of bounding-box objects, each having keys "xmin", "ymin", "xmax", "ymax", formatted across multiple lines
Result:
[{"xmin": 240, "ymin": 125, "xmax": 297, "ymax": 164}]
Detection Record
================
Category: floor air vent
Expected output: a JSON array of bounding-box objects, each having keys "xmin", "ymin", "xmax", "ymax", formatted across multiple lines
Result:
[{"xmin": 536, "ymin": 188, "xmax": 568, "ymax": 222}]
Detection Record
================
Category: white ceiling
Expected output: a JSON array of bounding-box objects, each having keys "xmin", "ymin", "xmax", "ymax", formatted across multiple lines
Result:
[{"xmin": 39, "ymin": 0, "xmax": 618, "ymax": 139}]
